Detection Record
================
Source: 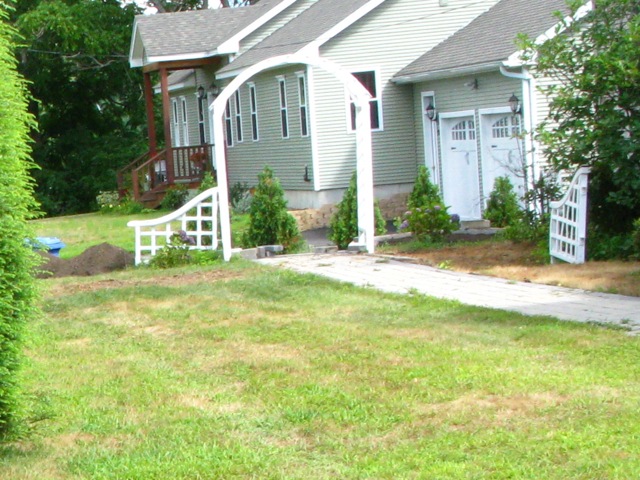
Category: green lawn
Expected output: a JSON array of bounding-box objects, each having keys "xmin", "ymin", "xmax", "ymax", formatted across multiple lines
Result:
[
  {"xmin": 30, "ymin": 212, "xmax": 250, "ymax": 259},
  {"xmin": 1, "ymin": 262, "xmax": 639, "ymax": 479}
]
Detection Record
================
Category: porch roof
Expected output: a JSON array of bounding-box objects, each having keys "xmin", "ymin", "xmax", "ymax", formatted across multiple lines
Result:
[
  {"xmin": 216, "ymin": 0, "xmax": 385, "ymax": 79},
  {"xmin": 130, "ymin": 0, "xmax": 292, "ymax": 68},
  {"xmin": 393, "ymin": 0, "xmax": 569, "ymax": 83}
]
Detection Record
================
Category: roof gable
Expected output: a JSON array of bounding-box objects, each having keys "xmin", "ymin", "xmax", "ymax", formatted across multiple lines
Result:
[
  {"xmin": 217, "ymin": 0, "xmax": 385, "ymax": 78},
  {"xmin": 394, "ymin": 0, "xmax": 570, "ymax": 82},
  {"xmin": 130, "ymin": 0, "xmax": 296, "ymax": 68}
]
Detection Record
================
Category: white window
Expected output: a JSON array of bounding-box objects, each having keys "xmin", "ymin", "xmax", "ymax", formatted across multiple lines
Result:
[
  {"xmin": 234, "ymin": 90, "xmax": 243, "ymax": 143},
  {"xmin": 296, "ymin": 72, "xmax": 309, "ymax": 137},
  {"xmin": 349, "ymin": 70, "xmax": 382, "ymax": 131},
  {"xmin": 451, "ymin": 119, "xmax": 476, "ymax": 141},
  {"xmin": 277, "ymin": 76, "xmax": 289, "ymax": 139},
  {"xmin": 224, "ymin": 100, "xmax": 233, "ymax": 147},
  {"xmin": 171, "ymin": 98, "xmax": 181, "ymax": 147},
  {"xmin": 492, "ymin": 115, "xmax": 520, "ymax": 138},
  {"xmin": 248, "ymin": 82, "xmax": 259, "ymax": 141},
  {"xmin": 197, "ymin": 94, "xmax": 207, "ymax": 145},
  {"xmin": 180, "ymin": 96, "xmax": 189, "ymax": 146}
]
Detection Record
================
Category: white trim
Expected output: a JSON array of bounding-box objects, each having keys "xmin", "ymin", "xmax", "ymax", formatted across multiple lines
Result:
[
  {"xmin": 439, "ymin": 109, "xmax": 475, "ymax": 119},
  {"xmin": 224, "ymin": 100, "xmax": 234, "ymax": 147},
  {"xmin": 277, "ymin": 75, "xmax": 290, "ymax": 139},
  {"xmin": 306, "ymin": 65, "xmax": 321, "ymax": 191},
  {"xmin": 296, "ymin": 71, "xmax": 309, "ymax": 138},
  {"xmin": 171, "ymin": 98, "xmax": 181, "ymax": 147},
  {"xmin": 247, "ymin": 82, "xmax": 259, "ymax": 142},
  {"xmin": 478, "ymin": 106, "xmax": 512, "ymax": 116},
  {"xmin": 217, "ymin": 0, "xmax": 299, "ymax": 54},
  {"xmin": 180, "ymin": 96, "xmax": 189, "ymax": 146},
  {"xmin": 234, "ymin": 90, "xmax": 243, "ymax": 143},
  {"xmin": 393, "ymin": 62, "xmax": 501, "ymax": 84},
  {"xmin": 346, "ymin": 67, "xmax": 383, "ymax": 133},
  {"xmin": 420, "ymin": 91, "xmax": 439, "ymax": 186}
]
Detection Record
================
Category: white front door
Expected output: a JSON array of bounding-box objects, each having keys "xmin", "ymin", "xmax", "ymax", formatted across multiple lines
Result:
[
  {"xmin": 440, "ymin": 115, "xmax": 481, "ymax": 220},
  {"xmin": 481, "ymin": 113, "xmax": 524, "ymax": 203}
]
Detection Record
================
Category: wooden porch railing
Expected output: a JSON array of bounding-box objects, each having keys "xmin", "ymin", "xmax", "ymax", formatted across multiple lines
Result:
[{"xmin": 117, "ymin": 144, "xmax": 215, "ymax": 201}]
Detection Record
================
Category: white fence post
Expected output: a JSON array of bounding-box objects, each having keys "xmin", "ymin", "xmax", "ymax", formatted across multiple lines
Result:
[{"xmin": 549, "ymin": 166, "xmax": 591, "ymax": 264}]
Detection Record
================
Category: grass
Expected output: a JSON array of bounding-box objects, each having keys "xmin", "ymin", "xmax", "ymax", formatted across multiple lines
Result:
[
  {"xmin": 30, "ymin": 212, "xmax": 251, "ymax": 259},
  {"xmin": 1, "ymin": 263, "xmax": 639, "ymax": 478}
]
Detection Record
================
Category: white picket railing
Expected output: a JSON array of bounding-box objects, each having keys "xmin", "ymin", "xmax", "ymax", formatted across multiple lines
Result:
[
  {"xmin": 549, "ymin": 166, "xmax": 591, "ymax": 264},
  {"xmin": 127, "ymin": 188, "xmax": 220, "ymax": 265}
]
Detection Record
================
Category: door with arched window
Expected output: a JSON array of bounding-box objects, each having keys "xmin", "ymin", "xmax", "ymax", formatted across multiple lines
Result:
[
  {"xmin": 440, "ymin": 115, "xmax": 481, "ymax": 220},
  {"xmin": 481, "ymin": 113, "xmax": 524, "ymax": 204}
]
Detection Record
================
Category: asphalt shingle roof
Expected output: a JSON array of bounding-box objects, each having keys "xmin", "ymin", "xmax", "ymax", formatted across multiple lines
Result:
[
  {"xmin": 136, "ymin": 0, "xmax": 288, "ymax": 59},
  {"xmin": 395, "ymin": 0, "xmax": 569, "ymax": 80},
  {"xmin": 218, "ymin": 0, "xmax": 376, "ymax": 74}
]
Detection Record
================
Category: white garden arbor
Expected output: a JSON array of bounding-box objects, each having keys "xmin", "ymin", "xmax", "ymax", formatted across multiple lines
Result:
[{"xmin": 210, "ymin": 53, "xmax": 375, "ymax": 261}]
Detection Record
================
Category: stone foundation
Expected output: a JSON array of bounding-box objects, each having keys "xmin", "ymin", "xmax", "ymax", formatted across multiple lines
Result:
[{"xmin": 289, "ymin": 192, "xmax": 410, "ymax": 231}]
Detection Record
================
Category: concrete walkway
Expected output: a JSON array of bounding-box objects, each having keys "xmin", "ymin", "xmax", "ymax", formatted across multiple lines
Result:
[{"xmin": 256, "ymin": 252, "xmax": 640, "ymax": 335}]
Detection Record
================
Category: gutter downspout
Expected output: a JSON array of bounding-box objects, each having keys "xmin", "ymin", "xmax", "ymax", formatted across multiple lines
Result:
[{"xmin": 499, "ymin": 65, "xmax": 538, "ymax": 204}]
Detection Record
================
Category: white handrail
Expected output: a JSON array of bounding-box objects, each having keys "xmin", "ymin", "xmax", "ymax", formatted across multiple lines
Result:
[
  {"xmin": 549, "ymin": 166, "xmax": 590, "ymax": 264},
  {"xmin": 127, "ymin": 187, "xmax": 221, "ymax": 265}
]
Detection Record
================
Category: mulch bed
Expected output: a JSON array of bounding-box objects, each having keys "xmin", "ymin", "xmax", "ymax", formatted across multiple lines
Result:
[{"xmin": 36, "ymin": 243, "xmax": 134, "ymax": 279}]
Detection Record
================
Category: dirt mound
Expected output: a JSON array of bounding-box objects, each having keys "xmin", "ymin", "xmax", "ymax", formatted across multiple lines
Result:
[{"xmin": 37, "ymin": 243, "xmax": 134, "ymax": 279}]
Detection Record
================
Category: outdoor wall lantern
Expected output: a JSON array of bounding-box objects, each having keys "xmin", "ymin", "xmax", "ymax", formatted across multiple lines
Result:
[
  {"xmin": 197, "ymin": 85, "xmax": 206, "ymax": 100},
  {"xmin": 509, "ymin": 93, "xmax": 521, "ymax": 115},
  {"xmin": 425, "ymin": 101, "xmax": 437, "ymax": 121}
]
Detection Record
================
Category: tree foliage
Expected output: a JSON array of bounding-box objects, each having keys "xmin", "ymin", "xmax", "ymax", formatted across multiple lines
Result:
[
  {"xmin": 148, "ymin": 0, "xmax": 258, "ymax": 13},
  {"xmin": 0, "ymin": 1, "xmax": 39, "ymax": 440},
  {"xmin": 522, "ymin": 0, "xmax": 640, "ymax": 234},
  {"xmin": 16, "ymin": 0, "xmax": 148, "ymax": 215}
]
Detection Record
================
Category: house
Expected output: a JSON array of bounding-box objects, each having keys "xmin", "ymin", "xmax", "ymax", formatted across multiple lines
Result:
[{"xmin": 124, "ymin": 0, "xmax": 575, "ymax": 224}]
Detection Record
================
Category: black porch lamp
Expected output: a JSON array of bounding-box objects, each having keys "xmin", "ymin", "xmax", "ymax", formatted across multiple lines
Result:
[
  {"xmin": 509, "ymin": 93, "xmax": 521, "ymax": 114},
  {"xmin": 197, "ymin": 85, "xmax": 206, "ymax": 99},
  {"xmin": 425, "ymin": 101, "xmax": 437, "ymax": 121}
]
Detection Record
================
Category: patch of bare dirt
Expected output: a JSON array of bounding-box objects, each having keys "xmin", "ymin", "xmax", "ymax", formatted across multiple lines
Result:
[
  {"xmin": 384, "ymin": 239, "xmax": 640, "ymax": 297},
  {"xmin": 36, "ymin": 243, "xmax": 134, "ymax": 279}
]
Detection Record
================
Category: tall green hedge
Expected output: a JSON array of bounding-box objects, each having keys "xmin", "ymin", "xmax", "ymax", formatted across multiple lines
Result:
[{"xmin": 0, "ymin": 1, "xmax": 40, "ymax": 441}]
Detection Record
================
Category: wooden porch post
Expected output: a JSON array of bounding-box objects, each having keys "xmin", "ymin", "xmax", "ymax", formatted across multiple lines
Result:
[
  {"xmin": 143, "ymin": 72, "xmax": 157, "ymax": 156},
  {"xmin": 160, "ymin": 67, "xmax": 175, "ymax": 183}
]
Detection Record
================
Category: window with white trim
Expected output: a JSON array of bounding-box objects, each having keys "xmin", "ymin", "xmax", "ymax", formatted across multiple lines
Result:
[
  {"xmin": 180, "ymin": 96, "xmax": 189, "ymax": 146},
  {"xmin": 296, "ymin": 72, "xmax": 309, "ymax": 137},
  {"xmin": 248, "ymin": 82, "xmax": 259, "ymax": 141},
  {"xmin": 197, "ymin": 94, "xmax": 207, "ymax": 145},
  {"xmin": 451, "ymin": 119, "xmax": 475, "ymax": 141},
  {"xmin": 277, "ymin": 76, "xmax": 289, "ymax": 139},
  {"xmin": 171, "ymin": 98, "xmax": 181, "ymax": 147},
  {"xmin": 224, "ymin": 100, "xmax": 233, "ymax": 147},
  {"xmin": 234, "ymin": 90, "xmax": 243, "ymax": 143},
  {"xmin": 492, "ymin": 115, "xmax": 520, "ymax": 138},
  {"xmin": 349, "ymin": 70, "xmax": 382, "ymax": 131}
]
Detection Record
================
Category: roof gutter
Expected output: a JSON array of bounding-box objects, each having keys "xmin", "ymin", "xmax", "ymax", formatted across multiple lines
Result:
[{"xmin": 392, "ymin": 62, "xmax": 502, "ymax": 84}]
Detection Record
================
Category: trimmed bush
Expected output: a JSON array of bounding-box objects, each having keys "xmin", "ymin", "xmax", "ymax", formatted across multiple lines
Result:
[
  {"xmin": 242, "ymin": 166, "xmax": 303, "ymax": 252},
  {"xmin": 329, "ymin": 172, "xmax": 387, "ymax": 250},
  {"xmin": 398, "ymin": 166, "xmax": 457, "ymax": 242},
  {"xmin": 0, "ymin": 5, "xmax": 40, "ymax": 441},
  {"xmin": 483, "ymin": 176, "xmax": 522, "ymax": 228}
]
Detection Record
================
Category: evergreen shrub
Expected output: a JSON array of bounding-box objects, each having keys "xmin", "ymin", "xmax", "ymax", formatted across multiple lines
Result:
[{"xmin": 483, "ymin": 176, "xmax": 522, "ymax": 228}]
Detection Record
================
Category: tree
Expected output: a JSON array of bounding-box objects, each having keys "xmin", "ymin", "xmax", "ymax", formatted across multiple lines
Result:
[
  {"xmin": 522, "ymin": 0, "xmax": 640, "ymax": 235},
  {"xmin": 16, "ymin": 0, "xmax": 148, "ymax": 215},
  {"xmin": 0, "ymin": 1, "xmax": 39, "ymax": 440}
]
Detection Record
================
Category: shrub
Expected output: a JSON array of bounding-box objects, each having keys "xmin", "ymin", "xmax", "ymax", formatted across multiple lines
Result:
[
  {"xmin": 329, "ymin": 172, "xmax": 387, "ymax": 250},
  {"xmin": 197, "ymin": 171, "xmax": 217, "ymax": 193},
  {"xmin": 397, "ymin": 166, "xmax": 457, "ymax": 242},
  {"xmin": 149, "ymin": 231, "xmax": 194, "ymax": 269},
  {"xmin": 229, "ymin": 182, "xmax": 252, "ymax": 214},
  {"xmin": 632, "ymin": 218, "xmax": 640, "ymax": 260},
  {"xmin": 96, "ymin": 191, "xmax": 120, "ymax": 213},
  {"xmin": 0, "ymin": 10, "xmax": 40, "ymax": 440},
  {"xmin": 242, "ymin": 166, "xmax": 303, "ymax": 252},
  {"xmin": 483, "ymin": 176, "xmax": 522, "ymax": 228},
  {"xmin": 160, "ymin": 184, "xmax": 189, "ymax": 210}
]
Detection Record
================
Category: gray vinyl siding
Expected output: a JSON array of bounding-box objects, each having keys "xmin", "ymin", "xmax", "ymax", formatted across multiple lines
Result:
[
  {"xmin": 226, "ymin": 66, "xmax": 313, "ymax": 190},
  {"xmin": 314, "ymin": 0, "xmax": 501, "ymax": 190},
  {"xmin": 412, "ymin": 71, "xmax": 521, "ymax": 167}
]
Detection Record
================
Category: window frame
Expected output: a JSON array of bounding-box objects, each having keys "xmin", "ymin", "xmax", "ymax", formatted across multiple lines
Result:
[
  {"xmin": 234, "ymin": 90, "xmax": 243, "ymax": 143},
  {"xmin": 248, "ymin": 82, "xmax": 259, "ymax": 141},
  {"xmin": 180, "ymin": 96, "xmax": 189, "ymax": 146},
  {"xmin": 277, "ymin": 75, "xmax": 289, "ymax": 139},
  {"xmin": 296, "ymin": 71, "xmax": 309, "ymax": 137},
  {"xmin": 197, "ymin": 93, "xmax": 207, "ymax": 145},
  {"xmin": 224, "ymin": 100, "xmax": 234, "ymax": 147},
  {"xmin": 347, "ymin": 69, "xmax": 383, "ymax": 133},
  {"xmin": 171, "ymin": 98, "xmax": 181, "ymax": 147}
]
